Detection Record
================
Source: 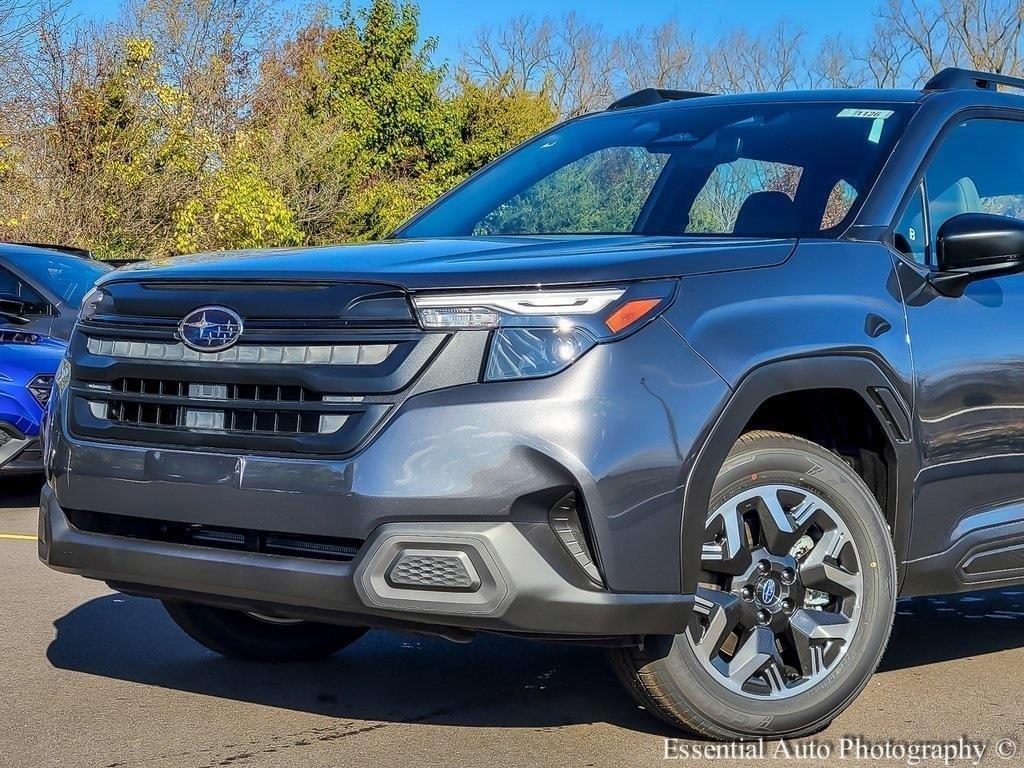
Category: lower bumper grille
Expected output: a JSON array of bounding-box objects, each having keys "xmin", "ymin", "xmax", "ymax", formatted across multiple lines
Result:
[{"xmin": 64, "ymin": 508, "xmax": 363, "ymax": 562}]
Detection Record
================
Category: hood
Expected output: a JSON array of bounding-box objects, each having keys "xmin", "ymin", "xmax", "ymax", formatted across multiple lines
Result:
[{"xmin": 105, "ymin": 236, "xmax": 796, "ymax": 291}]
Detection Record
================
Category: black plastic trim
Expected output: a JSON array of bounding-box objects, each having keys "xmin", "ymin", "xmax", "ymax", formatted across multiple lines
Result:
[{"xmin": 39, "ymin": 486, "xmax": 691, "ymax": 637}]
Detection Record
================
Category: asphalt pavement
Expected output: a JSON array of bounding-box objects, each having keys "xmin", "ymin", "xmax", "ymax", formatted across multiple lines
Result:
[{"xmin": 2, "ymin": 474, "xmax": 1023, "ymax": 768}]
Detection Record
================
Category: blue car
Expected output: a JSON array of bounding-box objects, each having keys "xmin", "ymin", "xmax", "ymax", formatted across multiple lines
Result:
[
  {"xmin": 0, "ymin": 330, "xmax": 64, "ymax": 473},
  {"xmin": 0, "ymin": 243, "xmax": 112, "ymax": 341},
  {"xmin": 0, "ymin": 243, "xmax": 111, "ymax": 473}
]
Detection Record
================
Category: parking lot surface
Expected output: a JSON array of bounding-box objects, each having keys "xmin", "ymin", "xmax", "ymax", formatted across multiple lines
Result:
[{"xmin": 2, "ymin": 475, "xmax": 1023, "ymax": 768}]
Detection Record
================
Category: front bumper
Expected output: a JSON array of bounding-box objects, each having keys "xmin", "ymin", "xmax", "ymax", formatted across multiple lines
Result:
[
  {"xmin": 41, "ymin": 318, "xmax": 731, "ymax": 636},
  {"xmin": 39, "ymin": 484, "xmax": 689, "ymax": 637}
]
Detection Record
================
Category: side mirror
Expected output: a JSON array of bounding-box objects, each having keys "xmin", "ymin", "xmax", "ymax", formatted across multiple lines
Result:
[{"xmin": 930, "ymin": 212, "xmax": 1024, "ymax": 296}]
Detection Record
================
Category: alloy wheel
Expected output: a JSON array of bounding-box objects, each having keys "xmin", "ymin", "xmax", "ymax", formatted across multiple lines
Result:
[{"xmin": 688, "ymin": 484, "xmax": 863, "ymax": 699}]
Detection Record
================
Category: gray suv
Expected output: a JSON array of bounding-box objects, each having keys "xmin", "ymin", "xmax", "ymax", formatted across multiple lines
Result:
[{"xmin": 39, "ymin": 68, "xmax": 1024, "ymax": 739}]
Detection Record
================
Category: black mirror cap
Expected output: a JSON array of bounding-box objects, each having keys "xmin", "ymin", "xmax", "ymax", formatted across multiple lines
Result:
[{"xmin": 936, "ymin": 212, "xmax": 1024, "ymax": 273}]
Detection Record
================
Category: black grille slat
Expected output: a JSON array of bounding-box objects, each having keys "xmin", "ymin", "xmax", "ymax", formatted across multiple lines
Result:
[
  {"xmin": 64, "ymin": 508, "xmax": 363, "ymax": 563},
  {"xmin": 83, "ymin": 377, "xmax": 352, "ymax": 437}
]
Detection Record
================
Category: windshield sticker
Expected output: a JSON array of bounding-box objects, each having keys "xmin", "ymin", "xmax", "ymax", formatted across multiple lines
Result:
[
  {"xmin": 868, "ymin": 118, "xmax": 885, "ymax": 144},
  {"xmin": 837, "ymin": 108, "xmax": 895, "ymax": 119}
]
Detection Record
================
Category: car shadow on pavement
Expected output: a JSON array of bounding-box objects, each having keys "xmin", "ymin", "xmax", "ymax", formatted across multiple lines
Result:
[
  {"xmin": 881, "ymin": 588, "xmax": 1024, "ymax": 671},
  {"xmin": 45, "ymin": 588, "xmax": 1024, "ymax": 730},
  {"xmin": 46, "ymin": 593, "xmax": 675, "ymax": 734},
  {"xmin": 0, "ymin": 475, "xmax": 42, "ymax": 510}
]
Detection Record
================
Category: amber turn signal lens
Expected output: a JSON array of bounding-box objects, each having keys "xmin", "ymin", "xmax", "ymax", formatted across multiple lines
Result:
[{"xmin": 604, "ymin": 298, "xmax": 662, "ymax": 334}]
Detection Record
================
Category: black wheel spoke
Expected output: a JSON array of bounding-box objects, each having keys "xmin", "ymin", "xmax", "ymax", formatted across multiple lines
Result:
[
  {"xmin": 758, "ymin": 491, "xmax": 817, "ymax": 555},
  {"xmin": 725, "ymin": 626, "xmax": 786, "ymax": 692},
  {"xmin": 701, "ymin": 504, "xmax": 752, "ymax": 575},
  {"xmin": 800, "ymin": 528, "xmax": 860, "ymax": 597},
  {"xmin": 789, "ymin": 608, "xmax": 854, "ymax": 677},
  {"xmin": 692, "ymin": 587, "xmax": 744, "ymax": 659}
]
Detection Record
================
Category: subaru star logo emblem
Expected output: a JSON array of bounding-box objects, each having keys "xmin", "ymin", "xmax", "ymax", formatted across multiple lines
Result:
[
  {"xmin": 178, "ymin": 306, "xmax": 244, "ymax": 352},
  {"xmin": 758, "ymin": 578, "xmax": 779, "ymax": 606}
]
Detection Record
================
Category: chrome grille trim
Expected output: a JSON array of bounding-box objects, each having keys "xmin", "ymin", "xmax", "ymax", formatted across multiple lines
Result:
[{"xmin": 87, "ymin": 337, "xmax": 396, "ymax": 365}]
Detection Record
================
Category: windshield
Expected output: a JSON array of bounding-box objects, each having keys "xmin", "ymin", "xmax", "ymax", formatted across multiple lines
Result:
[
  {"xmin": 398, "ymin": 102, "xmax": 912, "ymax": 239},
  {"xmin": 15, "ymin": 252, "xmax": 111, "ymax": 308}
]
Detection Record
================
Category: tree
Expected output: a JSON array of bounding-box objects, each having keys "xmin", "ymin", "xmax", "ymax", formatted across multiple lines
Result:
[
  {"xmin": 462, "ymin": 13, "xmax": 615, "ymax": 116},
  {"xmin": 5, "ymin": 0, "xmax": 1024, "ymax": 259},
  {"xmin": 253, "ymin": 0, "xmax": 554, "ymax": 242}
]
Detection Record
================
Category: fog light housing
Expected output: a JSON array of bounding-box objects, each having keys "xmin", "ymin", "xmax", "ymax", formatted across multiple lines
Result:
[
  {"xmin": 386, "ymin": 549, "xmax": 481, "ymax": 592},
  {"xmin": 28, "ymin": 374, "xmax": 55, "ymax": 407}
]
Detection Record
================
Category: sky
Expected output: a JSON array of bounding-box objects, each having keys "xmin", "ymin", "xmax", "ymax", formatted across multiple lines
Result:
[{"xmin": 67, "ymin": 0, "xmax": 878, "ymax": 67}]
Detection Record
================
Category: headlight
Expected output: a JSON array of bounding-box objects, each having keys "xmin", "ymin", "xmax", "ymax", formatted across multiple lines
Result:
[
  {"xmin": 413, "ymin": 287, "xmax": 626, "ymax": 328},
  {"xmin": 28, "ymin": 374, "xmax": 54, "ymax": 407},
  {"xmin": 78, "ymin": 286, "xmax": 108, "ymax": 322},
  {"xmin": 485, "ymin": 326, "xmax": 598, "ymax": 381},
  {"xmin": 55, "ymin": 357, "xmax": 71, "ymax": 392},
  {"xmin": 412, "ymin": 281, "xmax": 677, "ymax": 381}
]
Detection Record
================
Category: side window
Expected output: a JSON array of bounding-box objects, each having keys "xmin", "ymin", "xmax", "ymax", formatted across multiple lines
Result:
[
  {"xmin": 924, "ymin": 118, "xmax": 1024, "ymax": 244},
  {"xmin": 687, "ymin": 159, "xmax": 803, "ymax": 233},
  {"xmin": 821, "ymin": 180, "xmax": 858, "ymax": 230},
  {"xmin": 0, "ymin": 267, "xmax": 19, "ymax": 296},
  {"xmin": 473, "ymin": 147, "xmax": 668, "ymax": 235},
  {"xmin": 0, "ymin": 267, "xmax": 49, "ymax": 315},
  {"xmin": 894, "ymin": 183, "xmax": 927, "ymax": 264}
]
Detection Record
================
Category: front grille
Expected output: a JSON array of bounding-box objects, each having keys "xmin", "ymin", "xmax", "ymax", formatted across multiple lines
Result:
[
  {"xmin": 89, "ymin": 377, "xmax": 351, "ymax": 435},
  {"xmin": 87, "ymin": 337, "xmax": 395, "ymax": 365},
  {"xmin": 80, "ymin": 376, "xmax": 367, "ymax": 443},
  {"xmin": 67, "ymin": 280, "xmax": 447, "ymax": 455},
  {"xmin": 0, "ymin": 330, "xmax": 46, "ymax": 344},
  {"xmin": 64, "ymin": 508, "xmax": 362, "ymax": 562}
]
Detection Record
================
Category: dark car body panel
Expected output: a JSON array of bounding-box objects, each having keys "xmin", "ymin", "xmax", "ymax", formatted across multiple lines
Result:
[
  {"xmin": 666, "ymin": 240, "xmax": 913, "ymax": 390},
  {"xmin": 47, "ymin": 316, "xmax": 729, "ymax": 595},
  {"xmin": 106, "ymin": 237, "xmax": 796, "ymax": 291}
]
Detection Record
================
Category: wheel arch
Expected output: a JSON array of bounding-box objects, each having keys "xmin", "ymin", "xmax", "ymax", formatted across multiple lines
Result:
[{"xmin": 680, "ymin": 354, "xmax": 917, "ymax": 596}]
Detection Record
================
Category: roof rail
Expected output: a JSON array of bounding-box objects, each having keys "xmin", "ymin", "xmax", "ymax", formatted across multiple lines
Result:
[
  {"xmin": 924, "ymin": 67, "xmax": 1024, "ymax": 93},
  {"xmin": 607, "ymin": 88, "xmax": 713, "ymax": 111}
]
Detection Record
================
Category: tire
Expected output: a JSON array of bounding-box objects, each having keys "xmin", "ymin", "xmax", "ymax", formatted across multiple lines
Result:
[
  {"xmin": 162, "ymin": 600, "xmax": 368, "ymax": 662},
  {"xmin": 610, "ymin": 430, "xmax": 897, "ymax": 740}
]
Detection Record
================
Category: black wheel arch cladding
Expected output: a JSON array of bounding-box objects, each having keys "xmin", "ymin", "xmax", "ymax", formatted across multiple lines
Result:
[{"xmin": 680, "ymin": 354, "xmax": 915, "ymax": 596}]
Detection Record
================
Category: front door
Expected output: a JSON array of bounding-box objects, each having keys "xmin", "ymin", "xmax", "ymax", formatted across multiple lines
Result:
[{"xmin": 898, "ymin": 115, "xmax": 1024, "ymax": 564}]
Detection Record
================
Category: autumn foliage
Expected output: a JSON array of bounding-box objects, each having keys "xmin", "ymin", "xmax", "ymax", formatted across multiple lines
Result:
[{"xmin": 0, "ymin": 0, "xmax": 1021, "ymax": 258}]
